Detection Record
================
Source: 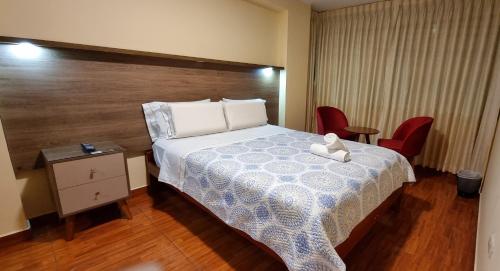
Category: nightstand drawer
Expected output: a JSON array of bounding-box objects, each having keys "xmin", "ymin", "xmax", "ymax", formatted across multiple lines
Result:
[
  {"xmin": 53, "ymin": 153, "xmax": 126, "ymax": 189},
  {"xmin": 59, "ymin": 175, "xmax": 129, "ymax": 216}
]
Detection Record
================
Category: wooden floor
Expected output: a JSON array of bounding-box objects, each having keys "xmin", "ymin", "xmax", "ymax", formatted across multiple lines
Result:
[{"xmin": 0, "ymin": 168, "xmax": 479, "ymax": 271}]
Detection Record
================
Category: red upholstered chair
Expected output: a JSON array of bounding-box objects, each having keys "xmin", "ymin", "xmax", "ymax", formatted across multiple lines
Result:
[
  {"xmin": 378, "ymin": 117, "xmax": 434, "ymax": 162},
  {"xmin": 316, "ymin": 106, "xmax": 358, "ymax": 140}
]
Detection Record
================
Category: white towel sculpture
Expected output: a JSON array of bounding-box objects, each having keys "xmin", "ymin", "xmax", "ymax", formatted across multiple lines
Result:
[{"xmin": 310, "ymin": 133, "xmax": 351, "ymax": 162}]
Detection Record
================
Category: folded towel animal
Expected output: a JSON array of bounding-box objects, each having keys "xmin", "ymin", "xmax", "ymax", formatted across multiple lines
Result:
[
  {"xmin": 310, "ymin": 133, "xmax": 351, "ymax": 162},
  {"xmin": 324, "ymin": 133, "xmax": 348, "ymax": 152},
  {"xmin": 310, "ymin": 144, "xmax": 351, "ymax": 162}
]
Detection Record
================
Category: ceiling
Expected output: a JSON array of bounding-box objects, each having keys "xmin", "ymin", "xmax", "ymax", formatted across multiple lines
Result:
[{"xmin": 301, "ymin": 0, "xmax": 382, "ymax": 11}]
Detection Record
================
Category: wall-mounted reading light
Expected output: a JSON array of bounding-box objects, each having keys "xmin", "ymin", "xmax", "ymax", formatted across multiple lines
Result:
[
  {"xmin": 9, "ymin": 42, "xmax": 42, "ymax": 59},
  {"xmin": 261, "ymin": 67, "xmax": 274, "ymax": 78}
]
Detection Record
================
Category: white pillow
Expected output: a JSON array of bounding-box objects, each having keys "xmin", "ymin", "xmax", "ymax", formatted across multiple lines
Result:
[
  {"xmin": 222, "ymin": 98, "xmax": 266, "ymax": 103},
  {"xmin": 142, "ymin": 102, "xmax": 164, "ymax": 142},
  {"xmin": 223, "ymin": 100, "xmax": 268, "ymax": 130},
  {"xmin": 142, "ymin": 99, "xmax": 210, "ymax": 142},
  {"xmin": 169, "ymin": 102, "xmax": 228, "ymax": 138}
]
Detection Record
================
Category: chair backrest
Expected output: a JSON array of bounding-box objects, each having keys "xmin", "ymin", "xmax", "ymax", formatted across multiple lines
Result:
[
  {"xmin": 316, "ymin": 106, "xmax": 349, "ymax": 135},
  {"xmin": 393, "ymin": 116, "xmax": 434, "ymax": 157}
]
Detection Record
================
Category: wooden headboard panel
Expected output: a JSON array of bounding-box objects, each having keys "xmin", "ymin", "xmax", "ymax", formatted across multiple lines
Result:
[{"xmin": 0, "ymin": 40, "xmax": 281, "ymax": 173}]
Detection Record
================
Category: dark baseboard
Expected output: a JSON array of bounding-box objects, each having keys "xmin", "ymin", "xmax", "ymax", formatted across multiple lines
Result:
[
  {"xmin": 0, "ymin": 228, "xmax": 32, "ymax": 248},
  {"xmin": 29, "ymin": 212, "xmax": 60, "ymax": 228},
  {"xmin": 130, "ymin": 186, "xmax": 148, "ymax": 197}
]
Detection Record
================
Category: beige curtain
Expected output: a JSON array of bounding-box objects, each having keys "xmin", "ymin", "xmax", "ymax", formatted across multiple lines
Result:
[
  {"xmin": 471, "ymin": 40, "xmax": 500, "ymax": 174},
  {"xmin": 307, "ymin": 0, "xmax": 500, "ymax": 173}
]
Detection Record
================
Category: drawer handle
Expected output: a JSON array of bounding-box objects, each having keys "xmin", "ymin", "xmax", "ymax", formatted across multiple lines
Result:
[
  {"xmin": 94, "ymin": 192, "xmax": 100, "ymax": 200},
  {"xmin": 90, "ymin": 169, "xmax": 96, "ymax": 179}
]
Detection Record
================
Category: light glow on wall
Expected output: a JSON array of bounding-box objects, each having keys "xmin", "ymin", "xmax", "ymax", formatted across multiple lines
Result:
[
  {"xmin": 9, "ymin": 42, "xmax": 42, "ymax": 59},
  {"xmin": 279, "ymin": 70, "xmax": 287, "ymax": 127},
  {"xmin": 261, "ymin": 67, "xmax": 274, "ymax": 78}
]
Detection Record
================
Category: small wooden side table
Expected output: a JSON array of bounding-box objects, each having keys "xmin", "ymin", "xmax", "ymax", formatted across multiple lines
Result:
[
  {"xmin": 345, "ymin": 126, "xmax": 380, "ymax": 144},
  {"xmin": 42, "ymin": 141, "xmax": 132, "ymax": 241}
]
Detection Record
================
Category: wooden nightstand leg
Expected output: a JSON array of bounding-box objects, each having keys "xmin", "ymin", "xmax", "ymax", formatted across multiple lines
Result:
[
  {"xmin": 65, "ymin": 215, "xmax": 75, "ymax": 241},
  {"xmin": 118, "ymin": 200, "xmax": 132, "ymax": 220}
]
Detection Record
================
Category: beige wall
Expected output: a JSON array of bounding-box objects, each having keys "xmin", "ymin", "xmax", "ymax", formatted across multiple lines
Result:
[
  {"xmin": 279, "ymin": 1, "xmax": 311, "ymax": 131},
  {"xmin": 0, "ymin": 120, "xmax": 29, "ymax": 237},
  {"xmin": 251, "ymin": 0, "xmax": 311, "ymax": 130},
  {"xmin": 0, "ymin": 0, "xmax": 311, "ymax": 229},
  {"xmin": 0, "ymin": 0, "xmax": 283, "ymax": 66}
]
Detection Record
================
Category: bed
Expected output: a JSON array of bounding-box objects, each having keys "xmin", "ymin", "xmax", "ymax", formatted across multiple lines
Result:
[{"xmin": 145, "ymin": 124, "xmax": 415, "ymax": 271}]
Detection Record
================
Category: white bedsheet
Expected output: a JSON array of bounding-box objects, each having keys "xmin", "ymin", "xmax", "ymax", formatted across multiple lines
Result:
[{"xmin": 153, "ymin": 124, "xmax": 291, "ymax": 187}]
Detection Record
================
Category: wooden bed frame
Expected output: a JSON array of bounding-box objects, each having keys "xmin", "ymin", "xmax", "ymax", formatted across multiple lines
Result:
[{"xmin": 144, "ymin": 151, "xmax": 403, "ymax": 263}]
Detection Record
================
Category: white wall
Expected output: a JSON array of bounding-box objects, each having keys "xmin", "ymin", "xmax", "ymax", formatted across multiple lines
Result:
[
  {"xmin": 475, "ymin": 33, "xmax": 500, "ymax": 271},
  {"xmin": 476, "ymin": 121, "xmax": 500, "ymax": 271},
  {"xmin": 0, "ymin": 0, "xmax": 311, "ymax": 235}
]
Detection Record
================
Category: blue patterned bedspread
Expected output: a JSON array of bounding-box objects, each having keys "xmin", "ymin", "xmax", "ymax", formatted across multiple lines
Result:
[{"xmin": 181, "ymin": 131, "xmax": 415, "ymax": 271}]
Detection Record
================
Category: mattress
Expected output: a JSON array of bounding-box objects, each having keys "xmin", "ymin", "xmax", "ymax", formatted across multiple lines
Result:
[{"xmin": 153, "ymin": 125, "xmax": 415, "ymax": 271}]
